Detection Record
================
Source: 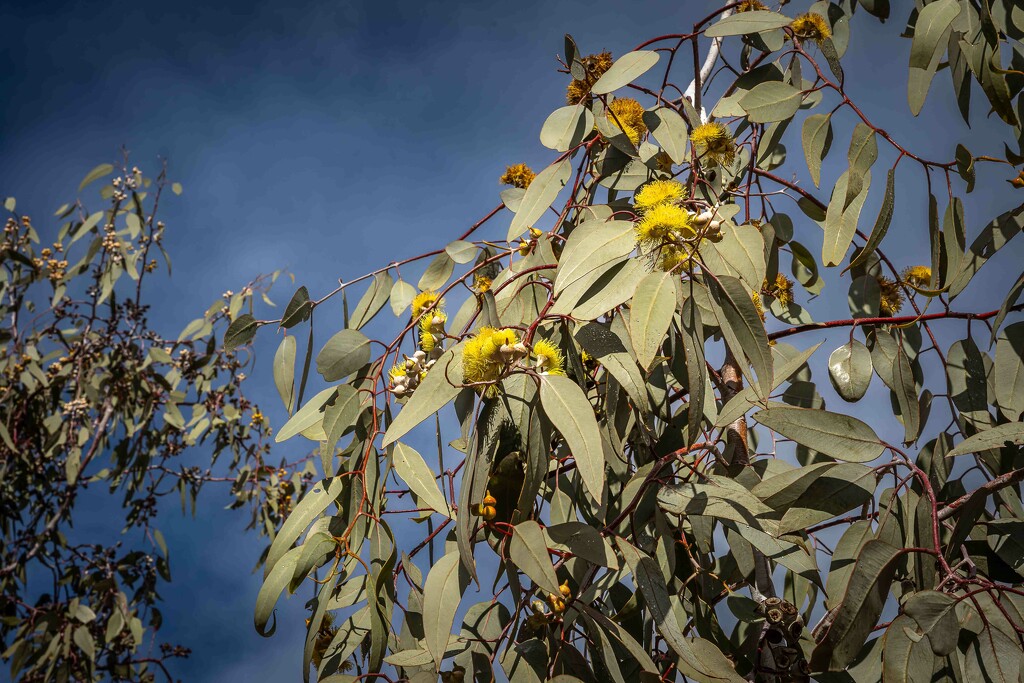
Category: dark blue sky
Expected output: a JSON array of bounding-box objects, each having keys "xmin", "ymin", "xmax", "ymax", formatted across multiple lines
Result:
[{"xmin": 2, "ymin": 0, "xmax": 1022, "ymax": 680}]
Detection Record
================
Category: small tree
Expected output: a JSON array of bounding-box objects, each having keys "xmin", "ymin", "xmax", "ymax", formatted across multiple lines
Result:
[
  {"xmin": 0, "ymin": 159, "xmax": 295, "ymax": 682},
  {"xmin": 244, "ymin": 2, "xmax": 1024, "ymax": 680}
]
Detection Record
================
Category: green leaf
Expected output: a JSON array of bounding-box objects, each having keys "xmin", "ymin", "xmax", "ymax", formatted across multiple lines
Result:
[
  {"xmin": 704, "ymin": 10, "xmax": 792, "ymax": 36},
  {"xmin": 739, "ymin": 81, "xmax": 802, "ymax": 123},
  {"xmin": 822, "ymin": 169, "xmax": 871, "ymax": 267},
  {"xmin": 616, "ymin": 540, "xmax": 745, "ymax": 682},
  {"xmin": 963, "ymin": 624, "xmax": 1022, "ymax": 682},
  {"xmin": 801, "ymin": 113, "xmax": 832, "ymax": 188},
  {"xmin": 716, "ymin": 341, "xmax": 822, "ymax": 427},
  {"xmin": 828, "ymin": 340, "xmax": 872, "ymax": 402},
  {"xmin": 552, "ymin": 219, "xmax": 635, "ymax": 294},
  {"xmin": 680, "ymin": 298, "xmax": 707, "ymax": 443},
  {"xmin": 845, "ymin": 123, "xmax": 877, "ymax": 206},
  {"xmin": 545, "ymin": 522, "xmax": 617, "ymax": 568},
  {"xmin": 907, "ymin": 0, "xmax": 960, "ymax": 115},
  {"xmin": 995, "ymin": 322, "xmax": 1024, "ymax": 420},
  {"xmin": 590, "ymin": 50, "xmax": 660, "ymax": 95},
  {"xmin": 881, "ymin": 615, "xmax": 934, "ymax": 682},
  {"xmin": 643, "ymin": 107, "xmax": 689, "ymax": 164},
  {"xmin": 776, "ymin": 463, "xmax": 875, "ymax": 535},
  {"xmin": 949, "ymin": 204, "xmax": 1024, "ymax": 299},
  {"xmin": 422, "ymin": 550, "xmax": 467, "ymax": 672},
  {"xmin": 574, "ymin": 322, "xmax": 649, "ymax": 413},
  {"xmin": 700, "ymin": 220, "xmax": 767, "ymax": 291},
  {"xmin": 273, "ymin": 334, "xmax": 297, "ymax": 414},
  {"xmin": 810, "ymin": 539, "xmax": 901, "ymax": 671},
  {"xmin": 509, "ymin": 520, "xmax": 561, "ymax": 594},
  {"xmin": 892, "ymin": 348, "xmax": 921, "ymax": 443},
  {"xmin": 846, "ymin": 167, "xmax": 896, "ymax": 273},
  {"xmin": 947, "ymin": 422, "xmax": 1024, "ymax": 457},
  {"xmin": 316, "ymin": 329, "xmax": 371, "ymax": 382},
  {"xmin": 322, "ymin": 384, "xmax": 364, "ymax": 448},
  {"xmin": 658, "ymin": 475, "xmax": 775, "ymax": 531},
  {"xmin": 382, "ymin": 343, "xmax": 465, "ymax": 446},
  {"xmin": 629, "ymin": 270, "xmax": 677, "ymax": 370},
  {"xmin": 390, "ymin": 278, "xmax": 416, "ymax": 316},
  {"xmin": 539, "ymin": 104, "xmax": 594, "ymax": 152},
  {"xmin": 707, "ymin": 275, "xmax": 774, "ymax": 399},
  {"xmin": 280, "ymin": 286, "xmax": 312, "ymax": 329},
  {"xmin": 224, "ymin": 313, "xmax": 258, "ymax": 350},
  {"xmin": 507, "ymin": 158, "xmax": 571, "ymax": 241},
  {"xmin": 79, "ymin": 163, "xmax": 114, "ymax": 191},
  {"xmin": 255, "ymin": 545, "xmax": 303, "ymax": 636},
  {"xmin": 418, "ymin": 252, "xmax": 455, "ymax": 291},
  {"xmin": 275, "ymin": 386, "xmax": 336, "ymax": 443},
  {"xmin": 264, "ymin": 477, "xmax": 346, "ymax": 578},
  {"xmin": 349, "ymin": 272, "xmax": 392, "ymax": 330},
  {"xmin": 752, "ymin": 404, "xmax": 884, "ymax": 463},
  {"xmin": 445, "ymin": 240, "xmax": 477, "ymax": 264},
  {"xmin": 904, "ymin": 590, "xmax": 960, "ymax": 656},
  {"xmin": 540, "ymin": 375, "xmax": 605, "ymax": 504},
  {"xmin": 392, "ymin": 442, "xmax": 452, "ymax": 518}
]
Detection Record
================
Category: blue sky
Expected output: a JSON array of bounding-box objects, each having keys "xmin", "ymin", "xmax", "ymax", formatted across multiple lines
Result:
[{"xmin": 2, "ymin": 0, "xmax": 1022, "ymax": 680}]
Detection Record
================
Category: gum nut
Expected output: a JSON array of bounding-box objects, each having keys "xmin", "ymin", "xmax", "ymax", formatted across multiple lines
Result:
[
  {"xmin": 693, "ymin": 211, "xmax": 711, "ymax": 226},
  {"xmin": 709, "ymin": 219, "xmax": 722, "ymax": 230},
  {"xmin": 405, "ymin": 358, "xmax": 418, "ymax": 371},
  {"xmin": 391, "ymin": 385, "xmax": 407, "ymax": 396},
  {"xmin": 413, "ymin": 350, "xmax": 427, "ymax": 362},
  {"xmin": 512, "ymin": 342, "xmax": 528, "ymax": 357},
  {"xmin": 432, "ymin": 315, "xmax": 445, "ymax": 328}
]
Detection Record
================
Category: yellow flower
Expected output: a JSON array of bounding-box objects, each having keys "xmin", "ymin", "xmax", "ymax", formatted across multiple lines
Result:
[
  {"xmin": 463, "ymin": 327, "xmax": 524, "ymax": 396},
  {"xmin": 736, "ymin": 0, "xmax": 768, "ymax": 10},
  {"xmin": 762, "ymin": 273, "xmax": 794, "ymax": 307},
  {"xmin": 473, "ymin": 274, "xmax": 493, "ymax": 293},
  {"xmin": 901, "ymin": 265, "xmax": 932, "ymax": 288},
  {"xmin": 388, "ymin": 363, "xmax": 407, "ymax": 382},
  {"xmin": 419, "ymin": 312, "xmax": 446, "ymax": 352},
  {"xmin": 635, "ymin": 203, "xmax": 696, "ymax": 249},
  {"xmin": 790, "ymin": 13, "xmax": 831, "ymax": 44},
  {"xmin": 751, "ymin": 291, "xmax": 766, "ymax": 321},
  {"xmin": 691, "ymin": 122, "xmax": 736, "ymax": 166},
  {"xmin": 500, "ymin": 163, "xmax": 536, "ymax": 189},
  {"xmin": 633, "ymin": 179, "xmax": 686, "ymax": 213},
  {"xmin": 411, "ymin": 290, "xmax": 443, "ymax": 319},
  {"xmin": 878, "ymin": 276, "xmax": 904, "ymax": 317},
  {"xmin": 566, "ymin": 51, "xmax": 614, "ymax": 104},
  {"xmin": 658, "ymin": 244, "xmax": 695, "ymax": 272},
  {"xmin": 532, "ymin": 339, "xmax": 565, "ymax": 376},
  {"xmin": 607, "ymin": 97, "xmax": 647, "ymax": 145}
]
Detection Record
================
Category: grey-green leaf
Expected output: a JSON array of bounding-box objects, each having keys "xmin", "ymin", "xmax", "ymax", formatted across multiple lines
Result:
[
  {"xmin": 629, "ymin": 270, "xmax": 677, "ymax": 370},
  {"xmin": 540, "ymin": 375, "xmax": 605, "ymax": 504},
  {"xmin": 540, "ymin": 104, "xmax": 594, "ymax": 152},
  {"xmin": 590, "ymin": 50, "xmax": 660, "ymax": 95},
  {"xmin": 393, "ymin": 442, "xmax": 452, "ymax": 518},
  {"xmin": 422, "ymin": 550, "xmax": 466, "ymax": 671},
  {"xmin": 704, "ymin": 10, "xmax": 793, "ymax": 36},
  {"xmin": 828, "ymin": 340, "xmax": 872, "ymax": 402},
  {"xmin": 508, "ymin": 158, "xmax": 571, "ymax": 241},
  {"xmin": 801, "ymin": 113, "xmax": 832, "ymax": 188},
  {"xmin": 273, "ymin": 334, "xmax": 297, "ymax": 414},
  {"xmin": 946, "ymin": 422, "xmax": 1024, "ymax": 458},
  {"xmin": 383, "ymin": 343, "xmax": 465, "ymax": 446},
  {"xmin": 739, "ymin": 81, "xmax": 802, "ymax": 124},
  {"xmin": 752, "ymin": 404, "xmax": 884, "ymax": 463},
  {"xmin": 316, "ymin": 329, "xmax": 371, "ymax": 382},
  {"xmin": 509, "ymin": 520, "xmax": 560, "ymax": 594}
]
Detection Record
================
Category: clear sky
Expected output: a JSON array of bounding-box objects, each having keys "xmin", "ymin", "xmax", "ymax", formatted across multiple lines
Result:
[{"xmin": 2, "ymin": 0, "xmax": 1021, "ymax": 680}]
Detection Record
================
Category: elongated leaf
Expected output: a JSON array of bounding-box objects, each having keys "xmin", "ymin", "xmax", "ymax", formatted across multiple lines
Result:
[
  {"xmin": 540, "ymin": 375, "xmax": 605, "ymax": 504},
  {"xmin": 393, "ymin": 442, "xmax": 451, "ymax": 518},
  {"xmin": 946, "ymin": 422, "xmax": 1024, "ymax": 457},
  {"xmin": 591, "ymin": 50, "xmax": 660, "ymax": 95},
  {"xmin": 264, "ymin": 476, "xmax": 346, "ymax": 578},
  {"xmin": 552, "ymin": 219, "xmax": 636, "ymax": 294},
  {"xmin": 716, "ymin": 342, "xmax": 823, "ymax": 427},
  {"xmin": 79, "ymin": 163, "xmax": 114, "ymax": 191},
  {"xmin": 752, "ymin": 403, "xmax": 884, "ymax": 463},
  {"xmin": 389, "ymin": 278, "xmax": 416, "ymax": 316},
  {"xmin": 705, "ymin": 10, "xmax": 792, "ymax": 36},
  {"xmin": 904, "ymin": 590, "xmax": 959, "ymax": 656},
  {"xmin": 280, "ymin": 286, "xmax": 312, "ymax": 329},
  {"xmin": 907, "ymin": 0, "xmax": 960, "ymax": 115},
  {"xmin": 418, "ymin": 252, "xmax": 455, "ymax": 291},
  {"xmin": 810, "ymin": 540, "xmax": 901, "ymax": 670},
  {"xmin": 508, "ymin": 158, "xmax": 572, "ymax": 241},
  {"xmin": 846, "ymin": 167, "xmax": 896, "ymax": 273},
  {"xmin": 802, "ymin": 113, "xmax": 831, "ymax": 188},
  {"xmin": 349, "ymin": 272, "xmax": 392, "ymax": 330},
  {"xmin": 273, "ymin": 334, "xmax": 297, "ymax": 413},
  {"xmin": 382, "ymin": 343, "xmax": 465, "ymax": 446},
  {"xmin": 823, "ymin": 169, "xmax": 872, "ymax": 267},
  {"xmin": 316, "ymin": 329, "xmax": 371, "ymax": 381},
  {"xmin": 422, "ymin": 550, "xmax": 466, "ymax": 671},
  {"xmin": 509, "ymin": 520, "xmax": 560, "ymax": 594},
  {"xmin": 629, "ymin": 270, "xmax": 677, "ymax": 370},
  {"xmin": 881, "ymin": 615, "xmax": 933, "ymax": 682},
  {"xmin": 949, "ymin": 204, "xmax": 1024, "ymax": 298},
  {"xmin": 892, "ymin": 349, "xmax": 921, "ymax": 443},
  {"xmin": 707, "ymin": 275, "xmax": 773, "ymax": 399},
  {"xmin": 574, "ymin": 322, "xmax": 649, "ymax": 412},
  {"xmin": 995, "ymin": 322, "xmax": 1024, "ymax": 420},
  {"xmin": 255, "ymin": 545, "xmax": 303, "ymax": 636},
  {"xmin": 275, "ymin": 386, "xmax": 337, "ymax": 443}
]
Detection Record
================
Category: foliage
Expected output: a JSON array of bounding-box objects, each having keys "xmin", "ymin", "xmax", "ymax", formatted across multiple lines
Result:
[
  {"xmin": 0, "ymin": 160, "xmax": 291, "ymax": 681},
  {"xmin": 238, "ymin": 1, "xmax": 1024, "ymax": 681}
]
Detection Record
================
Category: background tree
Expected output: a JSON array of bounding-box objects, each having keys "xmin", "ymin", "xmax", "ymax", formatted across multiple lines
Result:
[
  {"xmin": 0, "ymin": 159, "xmax": 301, "ymax": 682},
  {"xmin": 238, "ymin": 1, "xmax": 1024, "ymax": 681}
]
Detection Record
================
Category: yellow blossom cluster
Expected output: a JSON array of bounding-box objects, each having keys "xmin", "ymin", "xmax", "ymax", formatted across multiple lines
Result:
[
  {"xmin": 790, "ymin": 13, "xmax": 831, "ymax": 44},
  {"xmin": 411, "ymin": 290, "xmax": 443, "ymax": 319},
  {"xmin": 463, "ymin": 327, "xmax": 527, "ymax": 396},
  {"xmin": 877, "ymin": 276, "xmax": 904, "ymax": 317},
  {"xmin": 691, "ymin": 121, "xmax": 736, "ymax": 166},
  {"xmin": 532, "ymin": 339, "xmax": 565, "ymax": 376},
  {"xmin": 762, "ymin": 273, "xmax": 795, "ymax": 307},
  {"xmin": 566, "ymin": 51, "xmax": 614, "ymax": 104},
  {"xmin": 499, "ymin": 163, "xmax": 536, "ymax": 189},
  {"xmin": 606, "ymin": 97, "xmax": 648, "ymax": 146},
  {"xmin": 736, "ymin": 0, "xmax": 768, "ymax": 10},
  {"xmin": 901, "ymin": 265, "xmax": 932, "ymax": 288},
  {"xmin": 632, "ymin": 179, "xmax": 705, "ymax": 271}
]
